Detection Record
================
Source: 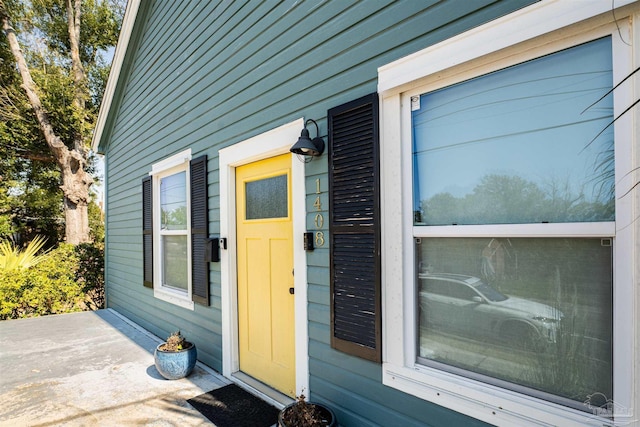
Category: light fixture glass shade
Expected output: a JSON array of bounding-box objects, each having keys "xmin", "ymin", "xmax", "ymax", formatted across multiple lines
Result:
[{"xmin": 290, "ymin": 128, "xmax": 324, "ymax": 156}]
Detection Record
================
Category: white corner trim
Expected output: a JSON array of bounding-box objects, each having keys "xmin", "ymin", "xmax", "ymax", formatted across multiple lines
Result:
[
  {"xmin": 91, "ymin": 0, "xmax": 142, "ymax": 153},
  {"xmin": 378, "ymin": 0, "xmax": 637, "ymax": 94}
]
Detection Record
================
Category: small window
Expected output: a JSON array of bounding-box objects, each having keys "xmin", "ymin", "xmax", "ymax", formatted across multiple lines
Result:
[
  {"xmin": 144, "ymin": 149, "xmax": 210, "ymax": 309},
  {"xmin": 152, "ymin": 157, "xmax": 191, "ymax": 307},
  {"xmin": 160, "ymin": 171, "xmax": 188, "ymax": 291}
]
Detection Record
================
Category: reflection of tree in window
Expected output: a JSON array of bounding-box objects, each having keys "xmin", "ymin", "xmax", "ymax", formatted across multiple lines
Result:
[
  {"xmin": 412, "ymin": 37, "xmax": 614, "ymax": 226},
  {"xmin": 160, "ymin": 172, "xmax": 187, "ymax": 229}
]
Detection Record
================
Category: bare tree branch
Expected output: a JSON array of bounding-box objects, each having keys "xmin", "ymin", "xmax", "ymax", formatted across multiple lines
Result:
[
  {"xmin": 1, "ymin": 0, "xmax": 92, "ymax": 244},
  {"xmin": 68, "ymin": 0, "xmax": 86, "ymax": 153},
  {"xmin": 6, "ymin": 144, "xmax": 56, "ymax": 163},
  {"xmin": 1, "ymin": 1, "xmax": 69, "ymax": 164}
]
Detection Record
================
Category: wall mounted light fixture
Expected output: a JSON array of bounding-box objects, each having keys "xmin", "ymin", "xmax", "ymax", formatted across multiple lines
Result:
[{"xmin": 290, "ymin": 119, "xmax": 325, "ymax": 158}]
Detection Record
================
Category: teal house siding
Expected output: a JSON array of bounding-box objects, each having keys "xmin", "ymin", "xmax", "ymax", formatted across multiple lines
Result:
[{"xmin": 97, "ymin": 1, "xmax": 537, "ymax": 425}]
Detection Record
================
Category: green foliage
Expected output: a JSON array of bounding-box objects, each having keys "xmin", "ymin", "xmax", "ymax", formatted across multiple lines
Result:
[
  {"xmin": 0, "ymin": 187, "xmax": 13, "ymax": 236},
  {"xmin": 0, "ymin": 244, "xmax": 79, "ymax": 319},
  {"xmin": 0, "ymin": 235, "xmax": 49, "ymax": 270},
  {"xmin": 421, "ymin": 174, "xmax": 614, "ymax": 226},
  {"xmin": 88, "ymin": 200, "xmax": 104, "ymax": 243},
  {"xmin": 0, "ymin": 0, "xmax": 123, "ymax": 245},
  {"xmin": 74, "ymin": 241, "xmax": 104, "ymax": 293},
  {"xmin": 0, "ymin": 241, "xmax": 104, "ymax": 319}
]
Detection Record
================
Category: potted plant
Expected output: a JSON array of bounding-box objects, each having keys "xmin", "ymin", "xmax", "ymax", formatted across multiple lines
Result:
[
  {"xmin": 153, "ymin": 331, "xmax": 197, "ymax": 380},
  {"xmin": 278, "ymin": 394, "xmax": 336, "ymax": 427}
]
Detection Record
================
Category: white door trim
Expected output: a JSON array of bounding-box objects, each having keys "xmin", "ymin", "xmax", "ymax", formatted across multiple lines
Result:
[{"xmin": 219, "ymin": 118, "xmax": 309, "ymax": 397}]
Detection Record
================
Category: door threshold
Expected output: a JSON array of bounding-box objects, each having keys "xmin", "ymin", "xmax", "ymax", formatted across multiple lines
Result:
[{"xmin": 231, "ymin": 372, "xmax": 294, "ymax": 409}]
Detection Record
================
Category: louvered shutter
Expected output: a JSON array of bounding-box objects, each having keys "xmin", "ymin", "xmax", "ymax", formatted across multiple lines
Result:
[
  {"xmin": 328, "ymin": 93, "xmax": 381, "ymax": 362},
  {"xmin": 190, "ymin": 155, "xmax": 210, "ymax": 305},
  {"xmin": 142, "ymin": 176, "xmax": 153, "ymax": 288}
]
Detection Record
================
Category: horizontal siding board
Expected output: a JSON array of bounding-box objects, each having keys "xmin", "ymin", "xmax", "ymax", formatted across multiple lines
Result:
[
  {"xmin": 106, "ymin": 256, "xmax": 139, "ymax": 270},
  {"xmin": 308, "ymin": 283, "xmax": 329, "ymax": 306},
  {"xmin": 309, "ymin": 339, "xmax": 378, "ymax": 381},
  {"xmin": 114, "ymin": 2, "xmax": 288, "ymax": 150},
  {"xmin": 102, "ymin": 0, "xmax": 538, "ymax": 424},
  {"xmin": 310, "ymin": 374, "xmax": 491, "ymax": 427},
  {"xmin": 310, "ymin": 377, "xmax": 431, "ymax": 427},
  {"xmin": 309, "ymin": 323, "xmax": 330, "ymax": 347},
  {"xmin": 116, "ymin": 3, "xmax": 245, "ymax": 144},
  {"xmin": 308, "ymin": 302, "xmax": 330, "ymax": 327}
]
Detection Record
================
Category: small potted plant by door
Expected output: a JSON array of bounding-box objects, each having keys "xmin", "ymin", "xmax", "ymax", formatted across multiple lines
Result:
[
  {"xmin": 278, "ymin": 394, "xmax": 336, "ymax": 427},
  {"xmin": 154, "ymin": 331, "xmax": 197, "ymax": 380}
]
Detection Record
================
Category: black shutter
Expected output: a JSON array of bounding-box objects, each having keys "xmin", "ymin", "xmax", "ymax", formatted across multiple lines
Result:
[
  {"xmin": 142, "ymin": 176, "xmax": 153, "ymax": 288},
  {"xmin": 328, "ymin": 93, "xmax": 381, "ymax": 362},
  {"xmin": 190, "ymin": 155, "xmax": 210, "ymax": 305}
]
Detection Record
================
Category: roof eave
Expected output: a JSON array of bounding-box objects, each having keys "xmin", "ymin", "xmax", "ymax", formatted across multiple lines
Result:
[{"xmin": 91, "ymin": 0, "xmax": 142, "ymax": 155}]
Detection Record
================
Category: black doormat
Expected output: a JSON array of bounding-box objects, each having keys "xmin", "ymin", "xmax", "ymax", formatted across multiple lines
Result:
[{"xmin": 187, "ymin": 383, "xmax": 280, "ymax": 427}]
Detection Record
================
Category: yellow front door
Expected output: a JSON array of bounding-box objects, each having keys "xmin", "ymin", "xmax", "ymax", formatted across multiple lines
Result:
[{"xmin": 236, "ymin": 153, "xmax": 295, "ymax": 396}]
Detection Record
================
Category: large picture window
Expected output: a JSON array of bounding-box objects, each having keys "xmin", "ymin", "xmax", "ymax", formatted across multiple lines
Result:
[
  {"xmin": 379, "ymin": 2, "xmax": 636, "ymax": 426},
  {"xmin": 413, "ymin": 38, "xmax": 614, "ymax": 410}
]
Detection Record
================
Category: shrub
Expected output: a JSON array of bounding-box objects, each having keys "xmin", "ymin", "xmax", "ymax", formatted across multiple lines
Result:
[
  {"xmin": 74, "ymin": 242, "xmax": 105, "ymax": 310},
  {"xmin": 0, "ymin": 244, "xmax": 81, "ymax": 319},
  {"xmin": 0, "ymin": 236, "xmax": 49, "ymax": 270},
  {"xmin": 0, "ymin": 242, "xmax": 105, "ymax": 319}
]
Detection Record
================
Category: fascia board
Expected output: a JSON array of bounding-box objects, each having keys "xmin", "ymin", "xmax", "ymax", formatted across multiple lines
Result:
[{"xmin": 90, "ymin": 0, "xmax": 142, "ymax": 154}]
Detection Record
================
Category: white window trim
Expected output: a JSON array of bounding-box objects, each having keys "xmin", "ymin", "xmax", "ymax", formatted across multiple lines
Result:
[
  {"xmin": 150, "ymin": 148, "xmax": 194, "ymax": 310},
  {"xmin": 378, "ymin": 2, "xmax": 638, "ymax": 426}
]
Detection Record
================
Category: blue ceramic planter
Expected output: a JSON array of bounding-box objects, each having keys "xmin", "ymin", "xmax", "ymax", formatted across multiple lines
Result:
[{"xmin": 154, "ymin": 343, "xmax": 197, "ymax": 380}]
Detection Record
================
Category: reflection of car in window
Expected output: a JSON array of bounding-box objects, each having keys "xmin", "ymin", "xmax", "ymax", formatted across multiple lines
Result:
[{"xmin": 419, "ymin": 273, "xmax": 563, "ymax": 346}]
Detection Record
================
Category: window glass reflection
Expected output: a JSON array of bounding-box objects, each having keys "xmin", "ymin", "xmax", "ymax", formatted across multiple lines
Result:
[
  {"xmin": 412, "ymin": 37, "xmax": 614, "ymax": 225},
  {"xmin": 417, "ymin": 237, "xmax": 613, "ymax": 406}
]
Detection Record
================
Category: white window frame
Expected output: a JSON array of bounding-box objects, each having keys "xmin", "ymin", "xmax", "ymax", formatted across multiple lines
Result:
[
  {"xmin": 378, "ymin": 2, "xmax": 638, "ymax": 426},
  {"xmin": 150, "ymin": 148, "xmax": 194, "ymax": 310}
]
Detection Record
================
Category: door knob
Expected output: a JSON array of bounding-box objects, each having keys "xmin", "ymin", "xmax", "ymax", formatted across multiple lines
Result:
[{"xmin": 289, "ymin": 287, "xmax": 295, "ymax": 295}]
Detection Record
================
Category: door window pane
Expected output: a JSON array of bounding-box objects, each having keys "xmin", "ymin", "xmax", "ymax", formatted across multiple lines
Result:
[
  {"xmin": 245, "ymin": 174, "xmax": 288, "ymax": 219},
  {"xmin": 160, "ymin": 172, "xmax": 187, "ymax": 230},
  {"xmin": 162, "ymin": 235, "xmax": 188, "ymax": 291},
  {"xmin": 412, "ymin": 37, "xmax": 614, "ymax": 225},
  {"xmin": 417, "ymin": 237, "xmax": 612, "ymax": 408}
]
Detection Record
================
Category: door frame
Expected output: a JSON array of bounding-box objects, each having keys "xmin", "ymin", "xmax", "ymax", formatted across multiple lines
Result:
[{"xmin": 219, "ymin": 118, "xmax": 309, "ymax": 397}]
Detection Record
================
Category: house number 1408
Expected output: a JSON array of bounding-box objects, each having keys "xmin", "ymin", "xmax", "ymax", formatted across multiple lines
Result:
[{"xmin": 314, "ymin": 178, "xmax": 324, "ymax": 247}]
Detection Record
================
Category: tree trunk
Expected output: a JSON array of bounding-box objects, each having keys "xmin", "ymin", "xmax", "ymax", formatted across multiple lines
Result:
[
  {"xmin": 60, "ymin": 149, "xmax": 93, "ymax": 244},
  {"xmin": 1, "ymin": 1, "xmax": 92, "ymax": 244}
]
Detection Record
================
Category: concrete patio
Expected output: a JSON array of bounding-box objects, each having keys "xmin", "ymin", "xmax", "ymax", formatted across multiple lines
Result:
[{"xmin": 0, "ymin": 309, "xmax": 231, "ymax": 426}]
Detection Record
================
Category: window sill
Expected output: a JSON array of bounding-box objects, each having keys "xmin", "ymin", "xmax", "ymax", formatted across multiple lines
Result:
[
  {"xmin": 153, "ymin": 288, "xmax": 194, "ymax": 310},
  {"xmin": 382, "ymin": 362, "xmax": 610, "ymax": 427}
]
